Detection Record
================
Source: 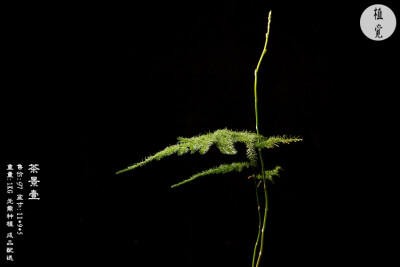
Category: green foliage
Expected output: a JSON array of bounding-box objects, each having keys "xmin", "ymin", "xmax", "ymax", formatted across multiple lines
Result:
[
  {"xmin": 116, "ymin": 12, "xmax": 303, "ymax": 267},
  {"xmin": 171, "ymin": 162, "xmax": 252, "ymax": 188},
  {"xmin": 255, "ymin": 166, "xmax": 283, "ymax": 184},
  {"xmin": 171, "ymin": 163, "xmax": 283, "ymax": 188},
  {"xmin": 116, "ymin": 128, "xmax": 301, "ymax": 188}
]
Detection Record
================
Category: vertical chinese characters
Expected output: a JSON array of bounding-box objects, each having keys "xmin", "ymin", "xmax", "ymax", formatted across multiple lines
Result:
[
  {"xmin": 360, "ymin": 4, "xmax": 396, "ymax": 41},
  {"xmin": 6, "ymin": 164, "xmax": 15, "ymax": 262},
  {"xmin": 28, "ymin": 164, "xmax": 40, "ymax": 200},
  {"xmin": 374, "ymin": 7, "xmax": 384, "ymax": 38},
  {"xmin": 5, "ymin": 163, "xmax": 41, "ymax": 262},
  {"xmin": 16, "ymin": 164, "xmax": 24, "ymax": 236}
]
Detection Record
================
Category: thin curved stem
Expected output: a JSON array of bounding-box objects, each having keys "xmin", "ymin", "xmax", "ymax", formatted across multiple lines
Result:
[
  {"xmin": 253, "ymin": 10, "xmax": 272, "ymax": 267},
  {"xmin": 252, "ymin": 174, "xmax": 262, "ymax": 267},
  {"xmin": 254, "ymin": 11, "xmax": 272, "ymax": 136},
  {"xmin": 255, "ymin": 153, "xmax": 268, "ymax": 267}
]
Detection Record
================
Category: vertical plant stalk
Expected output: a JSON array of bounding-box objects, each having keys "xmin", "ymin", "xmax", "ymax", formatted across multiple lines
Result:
[
  {"xmin": 253, "ymin": 10, "xmax": 272, "ymax": 267},
  {"xmin": 252, "ymin": 177, "xmax": 262, "ymax": 267}
]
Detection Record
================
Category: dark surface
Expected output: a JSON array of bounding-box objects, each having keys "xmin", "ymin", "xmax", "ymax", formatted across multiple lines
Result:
[{"xmin": 2, "ymin": 1, "xmax": 399, "ymax": 266}]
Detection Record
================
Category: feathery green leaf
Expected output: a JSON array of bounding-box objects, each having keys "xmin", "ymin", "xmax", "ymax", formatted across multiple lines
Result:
[
  {"xmin": 171, "ymin": 162, "xmax": 252, "ymax": 188},
  {"xmin": 116, "ymin": 128, "xmax": 301, "ymax": 174},
  {"xmin": 255, "ymin": 166, "xmax": 283, "ymax": 184}
]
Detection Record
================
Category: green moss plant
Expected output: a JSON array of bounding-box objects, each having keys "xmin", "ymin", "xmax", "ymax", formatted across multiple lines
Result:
[{"xmin": 117, "ymin": 11, "xmax": 302, "ymax": 267}]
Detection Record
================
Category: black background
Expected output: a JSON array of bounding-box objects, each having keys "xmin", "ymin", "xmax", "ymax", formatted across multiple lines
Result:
[{"xmin": 2, "ymin": 1, "xmax": 399, "ymax": 266}]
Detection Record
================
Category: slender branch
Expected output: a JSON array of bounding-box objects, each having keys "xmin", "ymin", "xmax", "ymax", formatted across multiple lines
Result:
[
  {"xmin": 252, "ymin": 173, "xmax": 262, "ymax": 267},
  {"xmin": 253, "ymin": 10, "xmax": 272, "ymax": 267},
  {"xmin": 255, "ymin": 170, "xmax": 268, "ymax": 267},
  {"xmin": 255, "ymin": 154, "xmax": 268, "ymax": 267},
  {"xmin": 254, "ymin": 11, "xmax": 272, "ymax": 135}
]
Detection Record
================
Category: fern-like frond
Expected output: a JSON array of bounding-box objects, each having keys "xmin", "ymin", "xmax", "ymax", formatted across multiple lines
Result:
[
  {"xmin": 255, "ymin": 166, "xmax": 283, "ymax": 184},
  {"xmin": 116, "ymin": 129, "xmax": 302, "ymax": 174},
  {"xmin": 255, "ymin": 135, "xmax": 302, "ymax": 149},
  {"xmin": 116, "ymin": 144, "xmax": 182, "ymax": 174},
  {"xmin": 171, "ymin": 162, "xmax": 252, "ymax": 188},
  {"xmin": 214, "ymin": 129, "xmax": 238, "ymax": 155}
]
